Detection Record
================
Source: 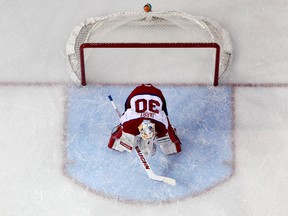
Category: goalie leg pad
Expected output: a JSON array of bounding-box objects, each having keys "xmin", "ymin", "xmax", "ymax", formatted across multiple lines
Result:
[
  {"xmin": 156, "ymin": 126, "xmax": 182, "ymax": 155},
  {"xmin": 159, "ymin": 141, "xmax": 178, "ymax": 155},
  {"xmin": 118, "ymin": 131, "xmax": 136, "ymax": 152},
  {"xmin": 108, "ymin": 126, "xmax": 136, "ymax": 152},
  {"xmin": 168, "ymin": 125, "xmax": 182, "ymax": 153},
  {"xmin": 108, "ymin": 125, "xmax": 124, "ymax": 151}
]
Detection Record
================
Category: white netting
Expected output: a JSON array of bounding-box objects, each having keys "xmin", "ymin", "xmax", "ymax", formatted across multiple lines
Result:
[{"xmin": 66, "ymin": 11, "xmax": 232, "ymax": 85}]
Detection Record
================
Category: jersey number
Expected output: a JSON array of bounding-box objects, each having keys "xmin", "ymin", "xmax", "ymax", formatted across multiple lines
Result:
[{"xmin": 135, "ymin": 99, "xmax": 160, "ymax": 114}]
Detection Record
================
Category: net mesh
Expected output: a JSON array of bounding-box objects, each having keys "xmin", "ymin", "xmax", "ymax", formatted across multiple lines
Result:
[{"xmin": 66, "ymin": 11, "xmax": 233, "ymax": 85}]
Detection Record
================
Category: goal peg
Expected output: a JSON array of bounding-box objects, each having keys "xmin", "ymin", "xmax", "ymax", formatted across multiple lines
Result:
[{"xmin": 143, "ymin": 3, "xmax": 152, "ymax": 12}]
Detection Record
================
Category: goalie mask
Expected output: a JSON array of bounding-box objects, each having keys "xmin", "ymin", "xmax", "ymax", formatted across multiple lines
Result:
[{"xmin": 138, "ymin": 120, "xmax": 156, "ymax": 140}]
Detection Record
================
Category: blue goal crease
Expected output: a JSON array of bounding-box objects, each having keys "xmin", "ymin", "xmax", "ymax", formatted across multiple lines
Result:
[{"xmin": 65, "ymin": 85, "xmax": 234, "ymax": 203}]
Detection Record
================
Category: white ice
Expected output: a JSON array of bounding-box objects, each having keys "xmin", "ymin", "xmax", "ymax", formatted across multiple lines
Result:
[{"xmin": 1, "ymin": 0, "xmax": 288, "ymax": 216}]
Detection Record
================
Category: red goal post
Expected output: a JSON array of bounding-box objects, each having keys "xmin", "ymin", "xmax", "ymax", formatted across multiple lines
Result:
[
  {"xmin": 79, "ymin": 42, "xmax": 221, "ymax": 86},
  {"xmin": 66, "ymin": 11, "xmax": 232, "ymax": 86}
]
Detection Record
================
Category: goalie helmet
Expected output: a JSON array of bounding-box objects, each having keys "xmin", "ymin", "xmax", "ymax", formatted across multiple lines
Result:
[{"xmin": 138, "ymin": 120, "xmax": 155, "ymax": 140}]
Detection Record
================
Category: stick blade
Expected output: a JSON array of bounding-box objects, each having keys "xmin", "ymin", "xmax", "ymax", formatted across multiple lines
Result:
[
  {"xmin": 148, "ymin": 172, "xmax": 176, "ymax": 186},
  {"xmin": 162, "ymin": 177, "xmax": 176, "ymax": 186}
]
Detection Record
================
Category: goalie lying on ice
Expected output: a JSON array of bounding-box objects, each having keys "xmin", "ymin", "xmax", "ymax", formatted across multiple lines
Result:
[{"xmin": 108, "ymin": 84, "xmax": 182, "ymax": 157}]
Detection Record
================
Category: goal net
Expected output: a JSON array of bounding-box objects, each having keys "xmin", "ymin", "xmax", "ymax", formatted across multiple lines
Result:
[{"xmin": 66, "ymin": 11, "xmax": 233, "ymax": 86}]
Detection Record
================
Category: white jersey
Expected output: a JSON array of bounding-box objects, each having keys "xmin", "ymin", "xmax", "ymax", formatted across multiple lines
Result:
[{"xmin": 120, "ymin": 94, "xmax": 169, "ymax": 128}]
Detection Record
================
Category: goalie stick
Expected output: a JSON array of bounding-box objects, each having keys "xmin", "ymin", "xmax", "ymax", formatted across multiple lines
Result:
[{"xmin": 108, "ymin": 95, "xmax": 176, "ymax": 186}]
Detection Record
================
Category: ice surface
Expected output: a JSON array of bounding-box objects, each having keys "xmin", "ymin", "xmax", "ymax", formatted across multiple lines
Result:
[
  {"xmin": 0, "ymin": 0, "xmax": 288, "ymax": 216},
  {"xmin": 65, "ymin": 85, "xmax": 233, "ymax": 203}
]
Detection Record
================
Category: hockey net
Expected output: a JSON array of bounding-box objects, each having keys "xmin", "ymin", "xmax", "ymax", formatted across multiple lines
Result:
[{"xmin": 66, "ymin": 11, "xmax": 233, "ymax": 86}]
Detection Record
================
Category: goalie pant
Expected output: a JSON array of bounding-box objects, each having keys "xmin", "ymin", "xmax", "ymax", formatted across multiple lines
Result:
[{"xmin": 108, "ymin": 83, "xmax": 182, "ymax": 155}]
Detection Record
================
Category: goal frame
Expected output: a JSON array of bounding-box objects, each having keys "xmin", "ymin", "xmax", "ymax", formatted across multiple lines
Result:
[{"xmin": 79, "ymin": 42, "xmax": 221, "ymax": 86}]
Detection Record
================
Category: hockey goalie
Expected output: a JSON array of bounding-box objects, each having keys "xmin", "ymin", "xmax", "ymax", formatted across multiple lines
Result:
[{"xmin": 108, "ymin": 84, "xmax": 182, "ymax": 157}]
